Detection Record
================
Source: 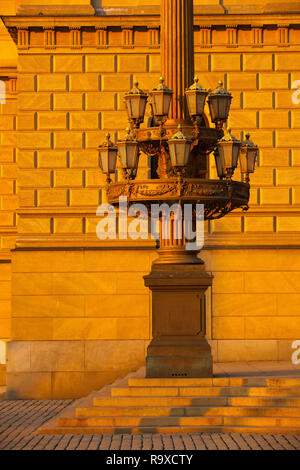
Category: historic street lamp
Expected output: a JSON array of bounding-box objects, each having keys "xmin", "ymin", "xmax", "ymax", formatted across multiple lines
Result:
[
  {"xmin": 98, "ymin": 0, "xmax": 257, "ymax": 379},
  {"xmin": 117, "ymin": 128, "xmax": 140, "ymax": 180},
  {"xmin": 98, "ymin": 133, "xmax": 118, "ymax": 183},
  {"xmin": 208, "ymin": 80, "xmax": 232, "ymax": 129},
  {"xmin": 215, "ymin": 128, "xmax": 242, "ymax": 180},
  {"xmin": 185, "ymin": 76, "xmax": 209, "ymax": 124},
  {"xmin": 239, "ymin": 133, "xmax": 259, "ymax": 183},
  {"xmin": 168, "ymin": 125, "xmax": 193, "ymax": 169},
  {"xmin": 150, "ymin": 77, "xmax": 173, "ymax": 125},
  {"xmin": 124, "ymin": 81, "xmax": 148, "ymax": 129}
]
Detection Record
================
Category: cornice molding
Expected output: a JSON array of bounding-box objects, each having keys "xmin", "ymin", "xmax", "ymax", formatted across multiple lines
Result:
[
  {"xmin": 12, "ymin": 232, "xmax": 300, "ymax": 251},
  {"xmin": 3, "ymin": 13, "xmax": 300, "ymax": 31}
]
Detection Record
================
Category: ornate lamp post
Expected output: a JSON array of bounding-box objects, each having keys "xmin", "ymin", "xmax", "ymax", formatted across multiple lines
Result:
[
  {"xmin": 239, "ymin": 133, "xmax": 259, "ymax": 183},
  {"xmin": 98, "ymin": 0, "xmax": 257, "ymax": 378}
]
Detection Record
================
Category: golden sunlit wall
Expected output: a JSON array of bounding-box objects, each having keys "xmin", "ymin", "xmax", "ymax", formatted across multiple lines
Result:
[
  {"xmin": 0, "ymin": 1, "xmax": 18, "ymax": 386},
  {"xmin": 1, "ymin": 0, "xmax": 300, "ymax": 397}
]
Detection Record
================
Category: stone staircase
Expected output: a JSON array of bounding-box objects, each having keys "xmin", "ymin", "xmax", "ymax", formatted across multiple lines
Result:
[{"xmin": 39, "ymin": 367, "xmax": 300, "ymax": 435}]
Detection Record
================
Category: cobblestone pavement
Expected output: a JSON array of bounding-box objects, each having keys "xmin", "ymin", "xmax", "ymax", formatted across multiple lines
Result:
[{"xmin": 0, "ymin": 400, "xmax": 300, "ymax": 450}]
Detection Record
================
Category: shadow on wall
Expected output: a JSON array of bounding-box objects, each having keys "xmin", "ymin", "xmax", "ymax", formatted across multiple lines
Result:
[{"xmin": 91, "ymin": 0, "xmax": 104, "ymax": 15}]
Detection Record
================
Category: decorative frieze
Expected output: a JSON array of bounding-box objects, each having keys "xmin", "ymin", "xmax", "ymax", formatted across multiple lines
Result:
[
  {"xmin": 8, "ymin": 78, "xmax": 17, "ymax": 94},
  {"xmin": 251, "ymin": 27, "xmax": 263, "ymax": 47},
  {"xmin": 122, "ymin": 28, "xmax": 134, "ymax": 49},
  {"xmin": 44, "ymin": 28, "xmax": 55, "ymax": 49},
  {"xmin": 96, "ymin": 27, "xmax": 108, "ymax": 49},
  {"xmin": 148, "ymin": 27, "xmax": 160, "ymax": 49},
  {"xmin": 3, "ymin": 22, "xmax": 299, "ymax": 51},
  {"xmin": 199, "ymin": 27, "xmax": 211, "ymax": 48},
  {"xmin": 226, "ymin": 26, "xmax": 238, "ymax": 48},
  {"xmin": 18, "ymin": 29, "xmax": 29, "ymax": 49},
  {"xmin": 71, "ymin": 28, "xmax": 82, "ymax": 49},
  {"xmin": 278, "ymin": 26, "xmax": 289, "ymax": 47}
]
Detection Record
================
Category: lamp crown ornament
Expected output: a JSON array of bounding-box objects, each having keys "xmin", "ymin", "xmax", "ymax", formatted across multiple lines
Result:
[
  {"xmin": 215, "ymin": 80, "xmax": 228, "ymax": 94},
  {"xmin": 242, "ymin": 132, "xmax": 256, "ymax": 147},
  {"xmin": 170, "ymin": 124, "xmax": 192, "ymax": 141},
  {"xmin": 186, "ymin": 76, "xmax": 207, "ymax": 92},
  {"xmin": 124, "ymin": 127, "xmax": 134, "ymax": 140},
  {"xmin": 128, "ymin": 80, "xmax": 148, "ymax": 96},
  {"xmin": 220, "ymin": 127, "xmax": 240, "ymax": 142},
  {"xmin": 153, "ymin": 76, "xmax": 173, "ymax": 92},
  {"xmin": 100, "ymin": 132, "xmax": 115, "ymax": 148}
]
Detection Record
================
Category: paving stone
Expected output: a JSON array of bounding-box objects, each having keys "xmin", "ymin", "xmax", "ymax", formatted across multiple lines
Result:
[
  {"xmin": 201, "ymin": 433, "xmax": 218, "ymax": 450},
  {"xmin": 142, "ymin": 434, "xmax": 153, "ymax": 450},
  {"xmin": 99, "ymin": 435, "xmax": 112, "ymax": 450},
  {"xmin": 262, "ymin": 434, "xmax": 285, "ymax": 450},
  {"xmin": 88, "ymin": 435, "xmax": 102, "ymax": 450},
  {"xmin": 77, "ymin": 435, "xmax": 93, "ymax": 450},
  {"xmin": 210, "ymin": 433, "xmax": 229, "ymax": 450},
  {"xmin": 131, "ymin": 435, "xmax": 142, "ymax": 450},
  {"xmin": 120, "ymin": 434, "xmax": 132, "ymax": 450},
  {"xmin": 152, "ymin": 435, "xmax": 163, "ymax": 450},
  {"xmin": 272, "ymin": 434, "xmax": 296, "ymax": 450},
  {"xmin": 251, "ymin": 434, "xmax": 273, "ymax": 450},
  {"xmin": 229, "ymin": 433, "xmax": 251, "ymax": 450},
  {"xmin": 190, "ymin": 434, "xmax": 206, "ymax": 450},
  {"xmin": 65, "ymin": 435, "xmax": 83, "ymax": 450},
  {"xmin": 161, "ymin": 435, "xmax": 174, "ymax": 450},
  {"xmin": 181, "ymin": 434, "xmax": 196, "ymax": 450},
  {"xmin": 171, "ymin": 435, "xmax": 185, "ymax": 450}
]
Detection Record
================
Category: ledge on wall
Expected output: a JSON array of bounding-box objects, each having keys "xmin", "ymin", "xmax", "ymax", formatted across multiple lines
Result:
[{"xmin": 16, "ymin": 5, "xmax": 95, "ymax": 16}]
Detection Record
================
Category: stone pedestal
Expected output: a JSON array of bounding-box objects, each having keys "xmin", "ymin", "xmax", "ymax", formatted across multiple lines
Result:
[{"xmin": 144, "ymin": 262, "xmax": 213, "ymax": 378}]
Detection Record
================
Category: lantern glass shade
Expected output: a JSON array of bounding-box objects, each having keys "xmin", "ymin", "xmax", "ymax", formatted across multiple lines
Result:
[
  {"xmin": 123, "ymin": 81, "xmax": 148, "ymax": 124},
  {"xmin": 98, "ymin": 134, "xmax": 118, "ymax": 175},
  {"xmin": 99, "ymin": 148, "xmax": 118, "ymax": 174},
  {"xmin": 246, "ymin": 147, "xmax": 258, "ymax": 173},
  {"xmin": 118, "ymin": 140, "xmax": 139, "ymax": 170},
  {"xmin": 208, "ymin": 81, "xmax": 232, "ymax": 124},
  {"xmin": 185, "ymin": 77, "xmax": 208, "ymax": 118},
  {"xmin": 239, "ymin": 134, "xmax": 258, "ymax": 175},
  {"xmin": 214, "ymin": 150, "xmax": 225, "ymax": 179},
  {"xmin": 124, "ymin": 94, "xmax": 148, "ymax": 121},
  {"xmin": 216, "ymin": 129, "xmax": 241, "ymax": 177},
  {"xmin": 168, "ymin": 126, "xmax": 192, "ymax": 167},
  {"xmin": 218, "ymin": 142, "xmax": 240, "ymax": 170},
  {"xmin": 151, "ymin": 77, "xmax": 173, "ymax": 118},
  {"xmin": 208, "ymin": 94, "xmax": 232, "ymax": 122}
]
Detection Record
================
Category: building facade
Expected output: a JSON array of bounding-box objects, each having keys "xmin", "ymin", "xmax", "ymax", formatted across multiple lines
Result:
[{"xmin": 1, "ymin": 0, "xmax": 300, "ymax": 398}]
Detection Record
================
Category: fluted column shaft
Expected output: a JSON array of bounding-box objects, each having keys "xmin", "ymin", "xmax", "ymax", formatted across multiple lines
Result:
[{"xmin": 161, "ymin": 0, "xmax": 194, "ymax": 122}]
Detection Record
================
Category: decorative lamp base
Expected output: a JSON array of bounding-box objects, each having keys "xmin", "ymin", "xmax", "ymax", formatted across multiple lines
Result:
[
  {"xmin": 146, "ymin": 336, "xmax": 213, "ymax": 378},
  {"xmin": 144, "ymin": 261, "xmax": 213, "ymax": 378}
]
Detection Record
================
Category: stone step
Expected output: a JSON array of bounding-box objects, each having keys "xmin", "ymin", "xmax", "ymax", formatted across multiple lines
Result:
[
  {"xmin": 57, "ymin": 416, "xmax": 223, "ymax": 427},
  {"xmin": 38, "ymin": 424, "xmax": 300, "ymax": 436},
  {"xmin": 231, "ymin": 397, "xmax": 300, "ymax": 407},
  {"xmin": 36, "ymin": 367, "xmax": 300, "ymax": 435},
  {"xmin": 267, "ymin": 378, "xmax": 300, "ymax": 388},
  {"xmin": 93, "ymin": 395, "xmax": 300, "ymax": 408},
  {"xmin": 56, "ymin": 415, "xmax": 300, "ymax": 429},
  {"xmin": 128, "ymin": 377, "xmax": 268, "ymax": 387},
  {"xmin": 76, "ymin": 405, "xmax": 300, "ymax": 418},
  {"xmin": 128, "ymin": 377, "xmax": 300, "ymax": 388},
  {"xmin": 111, "ymin": 386, "xmax": 300, "ymax": 398},
  {"xmin": 93, "ymin": 396, "xmax": 229, "ymax": 407}
]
